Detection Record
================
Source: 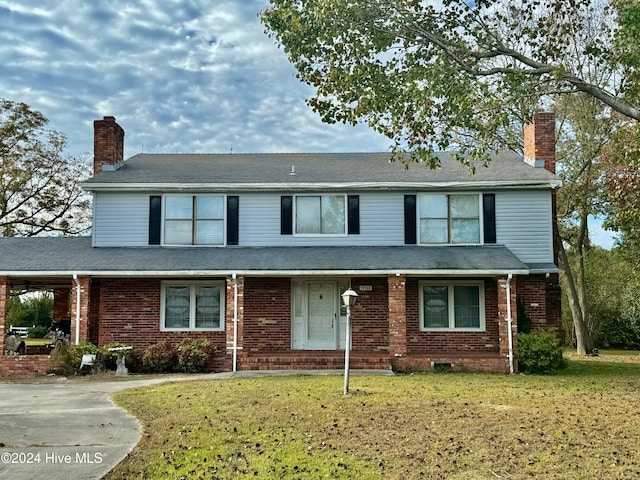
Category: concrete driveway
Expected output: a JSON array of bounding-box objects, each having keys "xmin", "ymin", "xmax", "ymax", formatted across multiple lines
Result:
[
  {"xmin": 0, "ymin": 374, "xmax": 226, "ymax": 480},
  {"xmin": 0, "ymin": 369, "xmax": 390, "ymax": 479}
]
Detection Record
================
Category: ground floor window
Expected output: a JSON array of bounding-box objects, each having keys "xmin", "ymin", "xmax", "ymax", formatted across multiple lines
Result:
[
  {"xmin": 160, "ymin": 281, "xmax": 224, "ymax": 331},
  {"xmin": 419, "ymin": 281, "xmax": 485, "ymax": 331}
]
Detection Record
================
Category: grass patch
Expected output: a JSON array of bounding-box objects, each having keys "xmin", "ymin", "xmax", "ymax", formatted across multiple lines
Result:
[
  {"xmin": 24, "ymin": 338, "xmax": 51, "ymax": 346},
  {"xmin": 107, "ymin": 353, "xmax": 640, "ymax": 479}
]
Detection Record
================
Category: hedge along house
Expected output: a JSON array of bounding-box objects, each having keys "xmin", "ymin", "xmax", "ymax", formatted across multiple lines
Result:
[{"xmin": 0, "ymin": 113, "xmax": 561, "ymax": 374}]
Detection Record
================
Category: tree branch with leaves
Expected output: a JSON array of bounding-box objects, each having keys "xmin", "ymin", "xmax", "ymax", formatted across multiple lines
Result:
[
  {"xmin": 0, "ymin": 99, "xmax": 91, "ymax": 236},
  {"xmin": 262, "ymin": 0, "xmax": 638, "ymax": 167}
]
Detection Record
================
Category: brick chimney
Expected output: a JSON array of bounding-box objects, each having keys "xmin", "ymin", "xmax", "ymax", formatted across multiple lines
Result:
[
  {"xmin": 93, "ymin": 116, "xmax": 124, "ymax": 176},
  {"xmin": 524, "ymin": 112, "xmax": 556, "ymax": 174}
]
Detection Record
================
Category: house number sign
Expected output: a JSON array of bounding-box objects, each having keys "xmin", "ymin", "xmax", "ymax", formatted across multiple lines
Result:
[{"xmin": 359, "ymin": 285, "xmax": 372, "ymax": 291}]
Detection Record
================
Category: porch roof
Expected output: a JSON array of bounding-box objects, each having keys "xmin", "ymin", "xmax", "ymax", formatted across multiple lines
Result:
[{"xmin": 0, "ymin": 237, "xmax": 542, "ymax": 284}]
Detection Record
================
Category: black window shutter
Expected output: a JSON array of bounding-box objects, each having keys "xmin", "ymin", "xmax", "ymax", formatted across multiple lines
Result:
[
  {"xmin": 347, "ymin": 195, "xmax": 360, "ymax": 234},
  {"xmin": 281, "ymin": 196, "xmax": 293, "ymax": 235},
  {"xmin": 227, "ymin": 196, "xmax": 239, "ymax": 245},
  {"xmin": 149, "ymin": 195, "xmax": 162, "ymax": 245},
  {"xmin": 404, "ymin": 195, "xmax": 417, "ymax": 244},
  {"xmin": 483, "ymin": 193, "xmax": 496, "ymax": 244}
]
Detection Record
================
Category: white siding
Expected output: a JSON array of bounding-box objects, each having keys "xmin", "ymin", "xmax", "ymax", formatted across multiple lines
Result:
[
  {"xmin": 90, "ymin": 190, "xmax": 555, "ymax": 265},
  {"xmin": 239, "ymin": 192, "xmax": 405, "ymax": 246},
  {"xmin": 93, "ymin": 193, "xmax": 150, "ymax": 246},
  {"xmin": 495, "ymin": 190, "xmax": 554, "ymax": 264}
]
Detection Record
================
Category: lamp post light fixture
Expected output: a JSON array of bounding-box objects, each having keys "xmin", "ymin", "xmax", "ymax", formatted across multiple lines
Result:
[{"xmin": 341, "ymin": 288, "xmax": 358, "ymax": 395}]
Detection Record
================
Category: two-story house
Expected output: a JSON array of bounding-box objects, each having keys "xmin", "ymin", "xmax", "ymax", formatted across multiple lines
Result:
[{"xmin": 0, "ymin": 113, "xmax": 561, "ymax": 374}]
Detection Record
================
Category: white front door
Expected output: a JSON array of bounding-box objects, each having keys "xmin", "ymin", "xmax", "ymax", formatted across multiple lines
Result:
[
  {"xmin": 307, "ymin": 282, "xmax": 337, "ymax": 349},
  {"xmin": 292, "ymin": 280, "xmax": 339, "ymax": 350}
]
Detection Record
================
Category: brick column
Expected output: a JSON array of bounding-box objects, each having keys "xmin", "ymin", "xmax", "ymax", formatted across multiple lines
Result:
[
  {"xmin": 388, "ymin": 275, "xmax": 408, "ymax": 359},
  {"xmin": 0, "ymin": 277, "xmax": 8, "ymax": 353},
  {"xmin": 225, "ymin": 275, "xmax": 245, "ymax": 371},
  {"xmin": 52, "ymin": 288, "xmax": 71, "ymax": 321},
  {"xmin": 69, "ymin": 276, "xmax": 91, "ymax": 344},
  {"xmin": 498, "ymin": 276, "xmax": 518, "ymax": 371}
]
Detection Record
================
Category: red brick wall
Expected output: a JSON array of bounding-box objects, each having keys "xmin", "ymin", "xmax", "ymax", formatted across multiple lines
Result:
[
  {"xmin": 242, "ymin": 277, "xmax": 291, "ymax": 352},
  {"xmin": 406, "ymin": 278, "xmax": 501, "ymax": 354},
  {"xmin": 53, "ymin": 288, "xmax": 71, "ymax": 321},
  {"xmin": 388, "ymin": 275, "xmax": 407, "ymax": 356},
  {"xmin": 96, "ymin": 278, "xmax": 226, "ymax": 351},
  {"xmin": 351, "ymin": 277, "xmax": 389, "ymax": 352},
  {"xmin": 518, "ymin": 273, "xmax": 562, "ymax": 334},
  {"xmin": 545, "ymin": 273, "xmax": 562, "ymax": 333},
  {"xmin": 0, "ymin": 354, "xmax": 51, "ymax": 376},
  {"xmin": 89, "ymin": 280, "xmax": 101, "ymax": 344}
]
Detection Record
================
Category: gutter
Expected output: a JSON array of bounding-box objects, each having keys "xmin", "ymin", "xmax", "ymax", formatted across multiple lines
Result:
[
  {"xmin": 232, "ymin": 273, "xmax": 238, "ymax": 373},
  {"xmin": 506, "ymin": 273, "xmax": 514, "ymax": 374},
  {"xmin": 81, "ymin": 179, "xmax": 562, "ymax": 192},
  {"xmin": 73, "ymin": 274, "xmax": 81, "ymax": 346},
  {"xmin": 2, "ymin": 268, "xmax": 531, "ymax": 277}
]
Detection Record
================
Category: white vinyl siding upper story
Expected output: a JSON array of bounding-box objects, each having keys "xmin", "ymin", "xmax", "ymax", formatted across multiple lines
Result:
[
  {"xmin": 241, "ymin": 192, "xmax": 404, "ymax": 246},
  {"xmin": 92, "ymin": 192, "xmax": 151, "ymax": 247},
  {"xmin": 494, "ymin": 190, "xmax": 553, "ymax": 264},
  {"xmin": 91, "ymin": 190, "xmax": 554, "ymax": 264}
]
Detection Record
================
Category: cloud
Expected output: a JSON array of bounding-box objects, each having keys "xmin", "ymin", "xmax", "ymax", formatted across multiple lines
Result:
[{"xmin": 0, "ymin": 0, "xmax": 389, "ymax": 158}]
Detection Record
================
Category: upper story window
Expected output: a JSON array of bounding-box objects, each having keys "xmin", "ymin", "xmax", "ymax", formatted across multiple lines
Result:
[
  {"xmin": 295, "ymin": 195, "xmax": 346, "ymax": 235},
  {"xmin": 164, "ymin": 195, "xmax": 224, "ymax": 245},
  {"xmin": 419, "ymin": 194, "xmax": 480, "ymax": 244}
]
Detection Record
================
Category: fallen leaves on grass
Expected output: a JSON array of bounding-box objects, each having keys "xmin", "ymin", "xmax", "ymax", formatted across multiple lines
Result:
[{"xmin": 107, "ymin": 356, "xmax": 640, "ymax": 479}]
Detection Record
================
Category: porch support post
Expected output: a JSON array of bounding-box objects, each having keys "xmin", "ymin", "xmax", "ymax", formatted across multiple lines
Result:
[
  {"xmin": 498, "ymin": 276, "xmax": 518, "ymax": 372},
  {"xmin": 52, "ymin": 288, "xmax": 71, "ymax": 323},
  {"xmin": 226, "ymin": 275, "xmax": 245, "ymax": 371},
  {"xmin": 388, "ymin": 275, "xmax": 408, "ymax": 363},
  {"xmin": 70, "ymin": 276, "xmax": 91, "ymax": 344},
  {"xmin": 0, "ymin": 276, "xmax": 8, "ymax": 353}
]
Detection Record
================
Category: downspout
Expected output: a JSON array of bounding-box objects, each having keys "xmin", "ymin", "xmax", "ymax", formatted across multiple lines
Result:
[
  {"xmin": 506, "ymin": 274, "xmax": 514, "ymax": 374},
  {"xmin": 73, "ymin": 274, "xmax": 81, "ymax": 346},
  {"xmin": 232, "ymin": 273, "xmax": 238, "ymax": 373}
]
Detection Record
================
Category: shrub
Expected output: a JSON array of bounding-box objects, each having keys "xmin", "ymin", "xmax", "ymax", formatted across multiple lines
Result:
[
  {"xmin": 517, "ymin": 330, "xmax": 566, "ymax": 374},
  {"xmin": 50, "ymin": 340, "xmax": 99, "ymax": 375},
  {"xmin": 598, "ymin": 316, "xmax": 640, "ymax": 350},
  {"xmin": 125, "ymin": 348, "xmax": 146, "ymax": 373},
  {"xmin": 176, "ymin": 338, "xmax": 214, "ymax": 373},
  {"xmin": 141, "ymin": 341, "xmax": 177, "ymax": 373},
  {"xmin": 28, "ymin": 325, "xmax": 50, "ymax": 338}
]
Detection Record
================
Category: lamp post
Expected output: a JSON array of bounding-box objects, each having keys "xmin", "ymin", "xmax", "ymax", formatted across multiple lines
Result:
[{"xmin": 341, "ymin": 288, "xmax": 358, "ymax": 395}]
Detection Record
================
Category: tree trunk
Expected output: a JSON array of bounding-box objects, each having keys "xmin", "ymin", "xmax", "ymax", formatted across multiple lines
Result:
[{"xmin": 556, "ymin": 236, "xmax": 593, "ymax": 355}]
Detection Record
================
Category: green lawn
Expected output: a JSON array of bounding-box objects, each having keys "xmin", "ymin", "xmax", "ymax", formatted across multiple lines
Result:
[{"xmin": 107, "ymin": 351, "xmax": 640, "ymax": 479}]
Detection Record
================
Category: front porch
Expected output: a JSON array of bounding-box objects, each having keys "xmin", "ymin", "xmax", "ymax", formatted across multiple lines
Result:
[{"xmin": 0, "ymin": 271, "xmax": 522, "ymax": 375}]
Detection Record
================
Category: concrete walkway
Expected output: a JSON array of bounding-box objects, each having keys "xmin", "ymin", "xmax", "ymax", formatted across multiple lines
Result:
[{"xmin": 0, "ymin": 369, "xmax": 391, "ymax": 479}]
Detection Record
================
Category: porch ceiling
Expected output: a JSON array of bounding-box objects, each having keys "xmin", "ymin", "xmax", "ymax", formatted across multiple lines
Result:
[
  {"xmin": 8, "ymin": 276, "xmax": 73, "ymax": 291},
  {"xmin": 0, "ymin": 237, "xmax": 535, "ymax": 278}
]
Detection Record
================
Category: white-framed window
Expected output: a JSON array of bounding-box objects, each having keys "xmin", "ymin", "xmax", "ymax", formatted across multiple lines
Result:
[
  {"xmin": 164, "ymin": 194, "xmax": 225, "ymax": 245},
  {"xmin": 160, "ymin": 281, "xmax": 225, "ymax": 331},
  {"xmin": 295, "ymin": 194, "xmax": 346, "ymax": 235},
  {"xmin": 419, "ymin": 281, "xmax": 485, "ymax": 331},
  {"xmin": 419, "ymin": 194, "xmax": 481, "ymax": 244}
]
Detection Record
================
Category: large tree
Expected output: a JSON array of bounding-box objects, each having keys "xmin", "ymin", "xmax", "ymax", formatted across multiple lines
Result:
[
  {"xmin": 262, "ymin": 0, "xmax": 639, "ymax": 165},
  {"xmin": 554, "ymin": 93, "xmax": 621, "ymax": 354},
  {"xmin": 0, "ymin": 99, "xmax": 90, "ymax": 236}
]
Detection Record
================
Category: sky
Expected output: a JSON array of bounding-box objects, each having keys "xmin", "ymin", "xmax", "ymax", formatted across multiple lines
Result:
[
  {"xmin": 0, "ymin": 0, "xmax": 617, "ymax": 248},
  {"xmin": 0, "ymin": 0, "xmax": 390, "ymax": 159}
]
